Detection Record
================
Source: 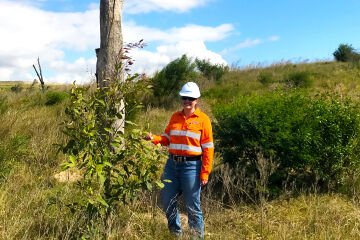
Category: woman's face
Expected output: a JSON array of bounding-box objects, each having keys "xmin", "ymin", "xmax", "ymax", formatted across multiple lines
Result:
[{"xmin": 181, "ymin": 96, "xmax": 198, "ymax": 111}]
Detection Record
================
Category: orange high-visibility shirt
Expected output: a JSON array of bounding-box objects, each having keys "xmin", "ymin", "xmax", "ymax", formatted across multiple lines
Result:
[{"xmin": 152, "ymin": 108, "xmax": 214, "ymax": 181}]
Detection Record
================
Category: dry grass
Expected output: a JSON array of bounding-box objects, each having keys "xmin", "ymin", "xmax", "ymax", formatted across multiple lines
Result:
[
  {"xmin": 138, "ymin": 106, "xmax": 174, "ymax": 134},
  {"xmin": 2, "ymin": 166, "xmax": 360, "ymax": 239},
  {"xmin": 1, "ymin": 61, "xmax": 360, "ymax": 239},
  {"xmin": 204, "ymin": 194, "xmax": 360, "ymax": 240},
  {"xmin": 0, "ymin": 166, "xmax": 78, "ymax": 240}
]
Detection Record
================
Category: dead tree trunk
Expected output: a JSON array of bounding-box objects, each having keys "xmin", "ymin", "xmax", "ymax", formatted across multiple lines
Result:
[
  {"xmin": 33, "ymin": 57, "xmax": 45, "ymax": 92},
  {"xmin": 96, "ymin": 0, "xmax": 124, "ymax": 86},
  {"xmin": 96, "ymin": 2, "xmax": 125, "ymax": 235},
  {"xmin": 96, "ymin": 0, "xmax": 124, "ymax": 134}
]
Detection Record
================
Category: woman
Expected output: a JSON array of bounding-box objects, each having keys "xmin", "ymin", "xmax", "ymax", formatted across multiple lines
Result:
[{"xmin": 145, "ymin": 82, "xmax": 214, "ymax": 238}]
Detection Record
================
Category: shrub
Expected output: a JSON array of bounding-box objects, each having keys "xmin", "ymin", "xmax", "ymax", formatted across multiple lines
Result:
[
  {"xmin": 151, "ymin": 54, "xmax": 196, "ymax": 104},
  {"xmin": 45, "ymin": 91, "xmax": 69, "ymax": 106},
  {"xmin": 10, "ymin": 83, "xmax": 23, "ymax": 93},
  {"xmin": 333, "ymin": 44, "xmax": 360, "ymax": 62},
  {"xmin": 60, "ymin": 80, "xmax": 164, "ymax": 238},
  {"xmin": 214, "ymin": 91, "xmax": 360, "ymax": 196},
  {"xmin": 195, "ymin": 58, "xmax": 229, "ymax": 82},
  {"xmin": 258, "ymin": 72, "xmax": 274, "ymax": 85},
  {"xmin": 285, "ymin": 71, "xmax": 313, "ymax": 88}
]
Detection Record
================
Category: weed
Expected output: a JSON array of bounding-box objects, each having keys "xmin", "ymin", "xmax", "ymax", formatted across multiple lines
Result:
[
  {"xmin": 45, "ymin": 91, "xmax": 69, "ymax": 106},
  {"xmin": 10, "ymin": 83, "xmax": 23, "ymax": 93},
  {"xmin": 258, "ymin": 72, "xmax": 274, "ymax": 85},
  {"xmin": 285, "ymin": 71, "xmax": 313, "ymax": 88}
]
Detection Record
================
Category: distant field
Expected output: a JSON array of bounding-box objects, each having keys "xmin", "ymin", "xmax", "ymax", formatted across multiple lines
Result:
[
  {"xmin": 0, "ymin": 81, "xmax": 72, "ymax": 91},
  {"xmin": 0, "ymin": 81, "xmax": 31, "ymax": 90},
  {"xmin": 0, "ymin": 81, "xmax": 31, "ymax": 85}
]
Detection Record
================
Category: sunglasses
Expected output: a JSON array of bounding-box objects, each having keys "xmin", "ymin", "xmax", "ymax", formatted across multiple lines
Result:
[{"xmin": 181, "ymin": 96, "xmax": 197, "ymax": 101}]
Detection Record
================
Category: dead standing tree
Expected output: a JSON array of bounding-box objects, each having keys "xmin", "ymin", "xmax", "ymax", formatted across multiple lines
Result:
[
  {"xmin": 96, "ymin": 0, "xmax": 125, "ymax": 135},
  {"xmin": 33, "ymin": 57, "xmax": 45, "ymax": 92}
]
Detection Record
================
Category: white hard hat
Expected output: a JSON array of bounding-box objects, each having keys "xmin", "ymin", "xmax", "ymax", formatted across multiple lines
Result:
[{"xmin": 179, "ymin": 82, "xmax": 201, "ymax": 98}]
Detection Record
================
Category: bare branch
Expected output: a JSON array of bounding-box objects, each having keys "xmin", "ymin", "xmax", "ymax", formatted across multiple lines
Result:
[{"xmin": 33, "ymin": 57, "xmax": 45, "ymax": 91}]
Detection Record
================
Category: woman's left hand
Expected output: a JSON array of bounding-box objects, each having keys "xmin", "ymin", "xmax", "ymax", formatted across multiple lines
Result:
[{"xmin": 201, "ymin": 180, "xmax": 208, "ymax": 187}]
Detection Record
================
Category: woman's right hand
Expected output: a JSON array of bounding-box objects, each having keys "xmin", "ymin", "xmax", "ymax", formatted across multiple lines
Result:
[{"xmin": 144, "ymin": 132, "xmax": 153, "ymax": 141}]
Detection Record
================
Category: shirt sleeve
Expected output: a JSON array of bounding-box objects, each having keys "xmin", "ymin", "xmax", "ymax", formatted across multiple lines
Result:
[{"xmin": 200, "ymin": 115, "xmax": 214, "ymax": 181}]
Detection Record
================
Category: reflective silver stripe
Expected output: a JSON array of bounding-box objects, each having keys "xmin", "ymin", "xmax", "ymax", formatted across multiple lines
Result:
[
  {"xmin": 170, "ymin": 130, "xmax": 201, "ymax": 140},
  {"xmin": 201, "ymin": 142, "xmax": 214, "ymax": 148},
  {"xmin": 169, "ymin": 144, "xmax": 202, "ymax": 153},
  {"xmin": 162, "ymin": 133, "xmax": 170, "ymax": 141}
]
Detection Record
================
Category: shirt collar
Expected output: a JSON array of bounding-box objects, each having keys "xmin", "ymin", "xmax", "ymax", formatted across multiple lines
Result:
[
  {"xmin": 179, "ymin": 108, "xmax": 201, "ymax": 117},
  {"xmin": 193, "ymin": 108, "xmax": 201, "ymax": 116}
]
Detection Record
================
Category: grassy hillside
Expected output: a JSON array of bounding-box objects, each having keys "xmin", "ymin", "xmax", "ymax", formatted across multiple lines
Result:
[
  {"xmin": 203, "ymin": 61, "xmax": 360, "ymax": 102},
  {"xmin": 1, "ymin": 61, "xmax": 360, "ymax": 239}
]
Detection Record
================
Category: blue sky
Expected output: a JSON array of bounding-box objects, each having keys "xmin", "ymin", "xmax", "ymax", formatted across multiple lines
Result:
[{"xmin": 0, "ymin": 0, "xmax": 359, "ymax": 83}]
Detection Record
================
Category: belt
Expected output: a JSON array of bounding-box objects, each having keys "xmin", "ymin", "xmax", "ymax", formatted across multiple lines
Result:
[{"xmin": 170, "ymin": 154, "xmax": 202, "ymax": 162}]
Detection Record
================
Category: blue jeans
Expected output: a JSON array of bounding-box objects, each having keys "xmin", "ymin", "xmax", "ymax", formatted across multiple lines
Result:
[{"xmin": 161, "ymin": 157, "xmax": 204, "ymax": 238}]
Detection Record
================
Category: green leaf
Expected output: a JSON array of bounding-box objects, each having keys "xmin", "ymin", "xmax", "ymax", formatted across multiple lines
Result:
[
  {"xmin": 69, "ymin": 155, "xmax": 77, "ymax": 164},
  {"xmin": 111, "ymin": 142, "xmax": 121, "ymax": 149},
  {"xmin": 104, "ymin": 161, "xmax": 113, "ymax": 167},
  {"xmin": 146, "ymin": 182, "xmax": 153, "ymax": 191},
  {"xmin": 125, "ymin": 120, "xmax": 137, "ymax": 126},
  {"xmin": 97, "ymin": 99, "xmax": 106, "ymax": 106},
  {"xmin": 104, "ymin": 128, "xmax": 113, "ymax": 133},
  {"xmin": 96, "ymin": 195, "xmax": 109, "ymax": 208},
  {"xmin": 60, "ymin": 162, "xmax": 75, "ymax": 170},
  {"xmin": 155, "ymin": 181, "xmax": 164, "ymax": 189}
]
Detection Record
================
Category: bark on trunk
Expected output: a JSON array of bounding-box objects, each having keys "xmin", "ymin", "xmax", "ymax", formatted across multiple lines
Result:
[
  {"xmin": 96, "ymin": 0, "xmax": 123, "ymax": 86},
  {"xmin": 96, "ymin": 0, "xmax": 125, "ymax": 135}
]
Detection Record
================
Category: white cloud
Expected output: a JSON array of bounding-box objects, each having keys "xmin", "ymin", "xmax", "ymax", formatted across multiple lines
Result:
[
  {"xmin": 0, "ymin": 68, "xmax": 14, "ymax": 80},
  {"xmin": 0, "ymin": 0, "xmax": 232, "ymax": 83},
  {"xmin": 123, "ymin": 23, "xmax": 233, "ymax": 75},
  {"xmin": 0, "ymin": 0, "xmax": 98, "ymax": 82},
  {"xmin": 123, "ymin": 22, "xmax": 233, "ymax": 75},
  {"xmin": 124, "ymin": 22, "xmax": 233, "ymax": 43},
  {"xmin": 268, "ymin": 35, "xmax": 280, "ymax": 42},
  {"xmin": 236, "ymin": 38, "xmax": 263, "ymax": 49},
  {"xmin": 168, "ymin": 24, "xmax": 233, "ymax": 43},
  {"xmin": 125, "ymin": 0, "xmax": 208, "ymax": 14},
  {"xmin": 128, "ymin": 49, "xmax": 171, "ymax": 75},
  {"xmin": 221, "ymin": 35, "xmax": 280, "ymax": 55},
  {"xmin": 129, "ymin": 40, "xmax": 227, "ymax": 75}
]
